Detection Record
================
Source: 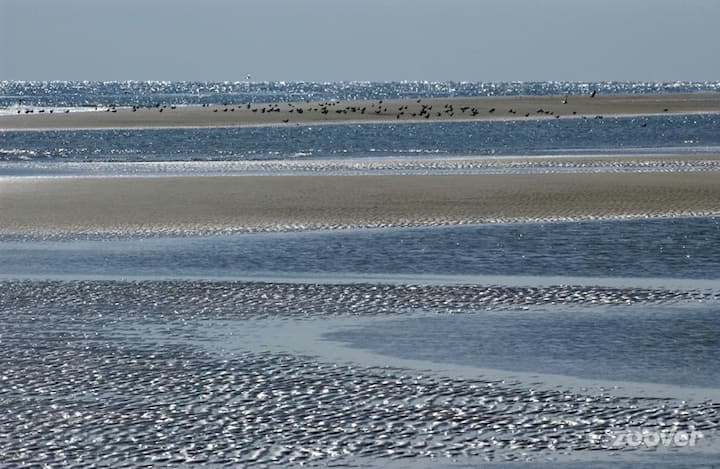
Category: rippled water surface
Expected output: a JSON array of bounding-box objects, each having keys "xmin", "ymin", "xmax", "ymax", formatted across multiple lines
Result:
[
  {"xmin": 3, "ymin": 224, "xmax": 719, "ymax": 466},
  {"xmin": 3, "ymin": 80, "xmax": 719, "ymax": 108},
  {"xmin": 2, "ymin": 115, "xmax": 720, "ymax": 165},
  {"xmin": 2, "ymin": 218, "xmax": 718, "ymax": 279},
  {"xmin": 2, "ymin": 278, "xmax": 719, "ymax": 466}
]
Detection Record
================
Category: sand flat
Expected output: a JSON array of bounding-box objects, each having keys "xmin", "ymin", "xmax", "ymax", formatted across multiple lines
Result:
[
  {"xmin": 1, "ymin": 171, "xmax": 718, "ymax": 236},
  {"xmin": 2, "ymin": 92, "xmax": 720, "ymax": 130}
]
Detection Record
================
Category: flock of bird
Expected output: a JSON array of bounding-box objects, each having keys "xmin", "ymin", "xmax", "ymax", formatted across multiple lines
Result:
[
  {"xmin": 11, "ymin": 91, "xmax": 675, "ymax": 124},
  {"xmin": 192, "ymin": 95, "xmax": 591, "ymax": 122}
]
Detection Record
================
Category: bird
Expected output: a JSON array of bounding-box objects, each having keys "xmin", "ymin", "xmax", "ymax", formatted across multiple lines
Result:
[{"xmin": 590, "ymin": 90, "xmax": 597, "ymax": 98}]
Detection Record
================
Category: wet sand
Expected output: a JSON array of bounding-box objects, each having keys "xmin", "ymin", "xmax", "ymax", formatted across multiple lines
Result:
[
  {"xmin": 2, "ymin": 92, "xmax": 720, "ymax": 129},
  {"xmin": 2, "ymin": 278, "xmax": 719, "ymax": 465},
  {"xmin": 3, "ymin": 154, "xmax": 720, "ymax": 178},
  {"xmin": 1, "ymin": 171, "xmax": 718, "ymax": 236}
]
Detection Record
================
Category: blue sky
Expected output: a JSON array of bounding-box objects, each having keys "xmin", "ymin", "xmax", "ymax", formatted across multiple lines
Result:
[{"xmin": 1, "ymin": 0, "xmax": 718, "ymax": 82}]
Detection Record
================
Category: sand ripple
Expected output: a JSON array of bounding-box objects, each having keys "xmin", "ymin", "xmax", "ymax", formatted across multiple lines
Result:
[
  {"xmin": 2, "ymin": 280, "xmax": 718, "ymax": 465},
  {"xmin": 3, "ymin": 155, "xmax": 720, "ymax": 177},
  {"xmin": 2, "ymin": 280, "xmax": 716, "ymax": 320},
  {"xmin": 1, "ymin": 347, "xmax": 717, "ymax": 465}
]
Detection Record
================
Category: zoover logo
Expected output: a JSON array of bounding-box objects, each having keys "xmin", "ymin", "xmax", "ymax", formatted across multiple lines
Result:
[{"xmin": 591, "ymin": 428, "xmax": 704, "ymax": 448}]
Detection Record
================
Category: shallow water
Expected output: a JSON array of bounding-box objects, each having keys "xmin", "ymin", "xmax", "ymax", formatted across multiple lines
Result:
[
  {"xmin": 2, "ymin": 218, "xmax": 718, "ymax": 280},
  {"xmin": 324, "ymin": 303, "xmax": 720, "ymax": 388},
  {"xmin": 2, "ymin": 278, "xmax": 719, "ymax": 466},
  {"xmin": 2, "ymin": 115, "xmax": 719, "ymax": 166}
]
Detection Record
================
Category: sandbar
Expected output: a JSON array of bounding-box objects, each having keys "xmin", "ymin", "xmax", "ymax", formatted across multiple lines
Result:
[
  {"xmin": 2, "ymin": 93, "xmax": 720, "ymax": 130},
  {"xmin": 1, "ymin": 171, "xmax": 718, "ymax": 236}
]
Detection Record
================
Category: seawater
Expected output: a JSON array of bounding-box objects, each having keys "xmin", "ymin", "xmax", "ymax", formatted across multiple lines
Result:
[
  {"xmin": 2, "ymin": 81, "xmax": 720, "ymax": 466},
  {"xmin": 324, "ymin": 302, "xmax": 720, "ymax": 388},
  {"xmin": 1, "ymin": 115, "xmax": 719, "ymax": 171},
  {"xmin": 1, "ymin": 218, "xmax": 718, "ymax": 279},
  {"xmin": 2, "ymin": 80, "xmax": 720, "ymax": 108},
  {"xmin": 2, "ymin": 80, "xmax": 719, "ymax": 175}
]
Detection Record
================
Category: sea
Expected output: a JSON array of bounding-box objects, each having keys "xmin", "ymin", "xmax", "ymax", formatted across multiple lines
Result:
[{"xmin": 1, "ymin": 81, "xmax": 719, "ymax": 467}]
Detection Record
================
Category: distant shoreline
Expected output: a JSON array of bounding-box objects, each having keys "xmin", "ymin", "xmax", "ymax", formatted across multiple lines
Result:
[{"xmin": 2, "ymin": 92, "xmax": 719, "ymax": 130}]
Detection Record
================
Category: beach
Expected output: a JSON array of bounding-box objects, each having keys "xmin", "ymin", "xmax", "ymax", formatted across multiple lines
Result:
[
  {"xmin": 2, "ymin": 170, "xmax": 719, "ymax": 236},
  {"xmin": 3, "ymin": 80, "xmax": 720, "ymax": 467},
  {"xmin": 3, "ymin": 92, "xmax": 720, "ymax": 129}
]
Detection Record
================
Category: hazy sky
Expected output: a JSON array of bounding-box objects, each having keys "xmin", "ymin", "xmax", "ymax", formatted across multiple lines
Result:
[{"xmin": 1, "ymin": 0, "xmax": 718, "ymax": 82}]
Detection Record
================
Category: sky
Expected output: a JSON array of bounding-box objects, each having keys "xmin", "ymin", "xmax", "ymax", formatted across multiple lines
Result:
[{"xmin": 1, "ymin": 0, "xmax": 719, "ymax": 82}]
